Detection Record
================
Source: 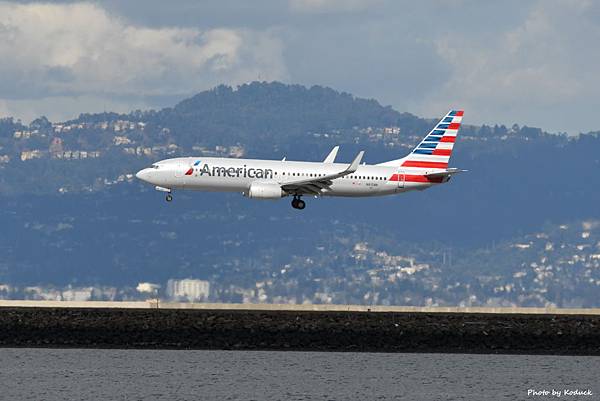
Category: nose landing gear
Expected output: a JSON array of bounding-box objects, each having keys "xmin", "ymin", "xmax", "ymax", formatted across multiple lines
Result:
[
  {"xmin": 291, "ymin": 196, "xmax": 305, "ymax": 210},
  {"xmin": 155, "ymin": 186, "xmax": 173, "ymax": 202}
]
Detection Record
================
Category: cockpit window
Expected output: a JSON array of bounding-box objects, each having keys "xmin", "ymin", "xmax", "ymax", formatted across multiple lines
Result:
[{"xmin": 151, "ymin": 164, "xmax": 160, "ymax": 169}]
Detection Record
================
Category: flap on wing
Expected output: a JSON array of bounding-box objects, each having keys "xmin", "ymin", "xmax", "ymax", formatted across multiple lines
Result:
[
  {"xmin": 282, "ymin": 151, "xmax": 364, "ymax": 195},
  {"xmin": 425, "ymin": 168, "xmax": 467, "ymax": 179}
]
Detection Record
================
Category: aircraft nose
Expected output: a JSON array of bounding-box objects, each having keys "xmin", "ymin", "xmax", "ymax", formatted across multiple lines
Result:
[{"xmin": 136, "ymin": 168, "xmax": 151, "ymax": 183}]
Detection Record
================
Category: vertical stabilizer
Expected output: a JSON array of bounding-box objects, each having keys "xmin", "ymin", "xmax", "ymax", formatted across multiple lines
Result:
[{"xmin": 378, "ymin": 110, "xmax": 463, "ymax": 169}]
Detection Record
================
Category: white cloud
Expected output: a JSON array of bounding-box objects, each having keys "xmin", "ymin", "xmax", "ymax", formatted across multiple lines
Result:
[
  {"xmin": 0, "ymin": 95, "xmax": 151, "ymax": 124},
  {"xmin": 1, "ymin": 1, "xmax": 598, "ymax": 133},
  {"xmin": 0, "ymin": 2, "xmax": 287, "ymax": 121},
  {"xmin": 289, "ymin": 0, "xmax": 375, "ymax": 14},
  {"xmin": 418, "ymin": 0, "xmax": 600, "ymax": 133}
]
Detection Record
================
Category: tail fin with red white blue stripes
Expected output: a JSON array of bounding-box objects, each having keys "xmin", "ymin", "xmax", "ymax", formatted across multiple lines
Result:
[{"xmin": 378, "ymin": 110, "xmax": 463, "ymax": 169}]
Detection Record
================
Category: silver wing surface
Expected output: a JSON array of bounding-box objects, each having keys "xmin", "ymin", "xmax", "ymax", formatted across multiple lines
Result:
[{"xmin": 281, "ymin": 151, "xmax": 364, "ymax": 196}]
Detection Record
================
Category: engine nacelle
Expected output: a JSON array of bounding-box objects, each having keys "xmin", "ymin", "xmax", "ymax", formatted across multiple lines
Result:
[{"xmin": 247, "ymin": 181, "xmax": 285, "ymax": 199}]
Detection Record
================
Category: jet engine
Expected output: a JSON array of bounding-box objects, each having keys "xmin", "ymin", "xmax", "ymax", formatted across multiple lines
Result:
[{"xmin": 247, "ymin": 181, "xmax": 285, "ymax": 199}]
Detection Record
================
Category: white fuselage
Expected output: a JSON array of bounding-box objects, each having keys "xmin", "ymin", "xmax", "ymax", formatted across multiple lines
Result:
[
  {"xmin": 136, "ymin": 156, "xmax": 438, "ymax": 198},
  {"xmin": 136, "ymin": 109, "xmax": 464, "ymax": 206}
]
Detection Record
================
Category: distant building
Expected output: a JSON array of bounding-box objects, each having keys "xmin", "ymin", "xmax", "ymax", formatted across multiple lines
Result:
[
  {"xmin": 383, "ymin": 127, "xmax": 400, "ymax": 135},
  {"xmin": 14, "ymin": 130, "xmax": 32, "ymax": 139},
  {"xmin": 49, "ymin": 137, "xmax": 64, "ymax": 157},
  {"xmin": 166, "ymin": 279, "xmax": 210, "ymax": 301},
  {"xmin": 136, "ymin": 282, "xmax": 161, "ymax": 294},
  {"xmin": 113, "ymin": 136, "xmax": 132, "ymax": 146},
  {"xmin": 228, "ymin": 145, "xmax": 245, "ymax": 158},
  {"xmin": 62, "ymin": 287, "xmax": 93, "ymax": 301},
  {"xmin": 24, "ymin": 286, "xmax": 62, "ymax": 301},
  {"xmin": 20, "ymin": 150, "xmax": 43, "ymax": 161}
]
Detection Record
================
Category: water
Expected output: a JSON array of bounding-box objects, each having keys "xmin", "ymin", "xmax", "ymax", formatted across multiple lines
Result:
[{"xmin": 0, "ymin": 349, "xmax": 598, "ymax": 400}]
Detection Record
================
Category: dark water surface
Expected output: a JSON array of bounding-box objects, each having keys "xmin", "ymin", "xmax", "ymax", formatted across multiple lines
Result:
[{"xmin": 0, "ymin": 349, "xmax": 598, "ymax": 400}]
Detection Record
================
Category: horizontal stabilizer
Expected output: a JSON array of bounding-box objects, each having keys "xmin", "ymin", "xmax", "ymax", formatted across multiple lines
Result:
[{"xmin": 425, "ymin": 168, "xmax": 467, "ymax": 179}]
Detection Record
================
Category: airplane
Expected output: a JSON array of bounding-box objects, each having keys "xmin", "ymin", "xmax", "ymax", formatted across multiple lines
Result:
[{"xmin": 136, "ymin": 110, "xmax": 465, "ymax": 210}]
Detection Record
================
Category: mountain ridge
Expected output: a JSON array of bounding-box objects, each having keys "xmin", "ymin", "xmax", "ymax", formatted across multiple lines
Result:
[{"xmin": 1, "ymin": 81, "xmax": 599, "ymax": 307}]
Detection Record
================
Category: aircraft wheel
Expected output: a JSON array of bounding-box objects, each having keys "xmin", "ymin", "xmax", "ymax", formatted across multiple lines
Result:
[
  {"xmin": 166, "ymin": 193, "xmax": 173, "ymax": 202},
  {"xmin": 291, "ymin": 198, "xmax": 299, "ymax": 209},
  {"xmin": 296, "ymin": 199, "xmax": 306, "ymax": 210}
]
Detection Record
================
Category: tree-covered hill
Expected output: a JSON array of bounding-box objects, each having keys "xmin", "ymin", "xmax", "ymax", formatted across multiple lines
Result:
[{"xmin": 1, "ymin": 82, "xmax": 599, "ymax": 307}]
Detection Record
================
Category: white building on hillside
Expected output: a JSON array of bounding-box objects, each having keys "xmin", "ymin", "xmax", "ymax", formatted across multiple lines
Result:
[{"xmin": 166, "ymin": 279, "xmax": 210, "ymax": 301}]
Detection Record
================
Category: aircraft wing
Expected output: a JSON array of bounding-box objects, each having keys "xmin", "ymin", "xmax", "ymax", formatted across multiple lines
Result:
[
  {"xmin": 281, "ymin": 151, "xmax": 364, "ymax": 195},
  {"xmin": 425, "ymin": 168, "xmax": 468, "ymax": 179},
  {"xmin": 323, "ymin": 146, "xmax": 340, "ymax": 163}
]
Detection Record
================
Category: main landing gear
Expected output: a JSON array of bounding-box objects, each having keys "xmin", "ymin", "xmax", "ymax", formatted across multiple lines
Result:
[
  {"xmin": 165, "ymin": 193, "xmax": 173, "ymax": 202},
  {"xmin": 291, "ymin": 196, "xmax": 306, "ymax": 210}
]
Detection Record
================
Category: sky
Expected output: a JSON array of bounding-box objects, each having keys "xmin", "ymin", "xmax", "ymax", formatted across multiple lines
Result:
[{"xmin": 0, "ymin": 0, "xmax": 599, "ymax": 133}]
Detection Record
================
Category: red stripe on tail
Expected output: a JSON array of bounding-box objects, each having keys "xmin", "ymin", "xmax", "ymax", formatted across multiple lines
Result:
[
  {"xmin": 401, "ymin": 161, "xmax": 448, "ymax": 168},
  {"xmin": 432, "ymin": 149, "xmax": 452, "ymax": 156}
]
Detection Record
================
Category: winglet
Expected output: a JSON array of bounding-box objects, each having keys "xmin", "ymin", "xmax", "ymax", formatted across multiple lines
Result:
[
  {"xmin": 346, "ymin": 151, "xmax": 364, "ymax": 173},
  {"xmin": 323, "ymin": 146, "xmax": 340, "ymax": 163}
]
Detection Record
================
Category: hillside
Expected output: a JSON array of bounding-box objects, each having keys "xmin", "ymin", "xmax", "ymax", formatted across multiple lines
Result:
[{"xmin": 1, "ymin": 82, "xmax": 599, "ymax": 307}]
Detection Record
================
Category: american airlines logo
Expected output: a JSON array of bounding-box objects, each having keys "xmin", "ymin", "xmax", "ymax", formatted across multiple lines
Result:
[
  {"xmin": 186, "ymin": 160, "xmax": 274, "ymax": 179},
  {"xmin": 184, "ymin": 160, "xmax": 202, "ymax": 175}
]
